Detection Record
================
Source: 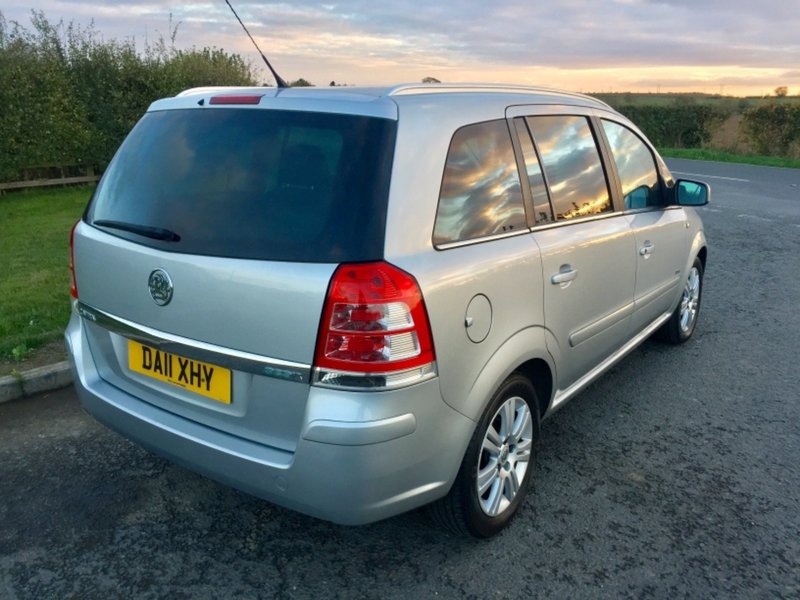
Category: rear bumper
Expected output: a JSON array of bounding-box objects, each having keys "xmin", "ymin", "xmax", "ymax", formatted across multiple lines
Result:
[{"xmin": 65, "ymin": 313, "xmax": 475, "ymax": 525}]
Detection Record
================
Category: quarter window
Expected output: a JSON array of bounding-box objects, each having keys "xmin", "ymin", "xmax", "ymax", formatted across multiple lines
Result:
[
  {"xmin": 433, "ymin": 120, "xmax": 527, "ymax": 246},
  {"xmin": 527, "ymin": 116, "xmax": 611, "ymax": 221},
  {"xmin": 601, "ymin": 120, "xmax": 660, "ymax": 209}
]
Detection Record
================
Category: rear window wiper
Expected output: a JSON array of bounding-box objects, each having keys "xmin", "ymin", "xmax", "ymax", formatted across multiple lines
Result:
[{"xmin": 93, "ymin": 220, "xmax": 181, "ymax": 242}]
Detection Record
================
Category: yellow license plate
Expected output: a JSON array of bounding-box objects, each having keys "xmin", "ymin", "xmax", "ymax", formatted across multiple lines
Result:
[{"xmin": 128, "ymin": 340, "xmax": 232, "ymax": 404}]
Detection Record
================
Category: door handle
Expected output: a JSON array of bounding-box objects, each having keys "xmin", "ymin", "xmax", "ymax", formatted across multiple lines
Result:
[
  {"xmin": 551, "ymin": 266, "xmax": 578, "ymax": 285},
  {"xmin": 639, "ymin": 241, "xmax": 654, "ymax": 257}
]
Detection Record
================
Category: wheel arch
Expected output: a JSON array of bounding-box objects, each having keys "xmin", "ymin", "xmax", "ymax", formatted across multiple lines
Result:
[
  {"xmin": 512, "ymin": 358, "xmax": 553, "ymax": 419},
  {"xmin": 696, "ymin": 244, "xmax": 708, "ymax": 269},
  {"xmin": 459, "ymin": 326, "xmax": 555, "ymax": 423},
  {"xmin": 690, "ymin": 229, "xmax": 707, "ymax": 270}
]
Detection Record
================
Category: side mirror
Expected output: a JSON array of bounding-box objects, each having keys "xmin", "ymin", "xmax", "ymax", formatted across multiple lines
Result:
[{"xmin": 675, "ymin": 179, "xmax": 710, "ymax": 206}]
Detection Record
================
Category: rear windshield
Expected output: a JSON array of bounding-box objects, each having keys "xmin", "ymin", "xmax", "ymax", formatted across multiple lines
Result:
[{"xmin": 87, "ymin": 108, "xmax": 397, "ymax": 262}]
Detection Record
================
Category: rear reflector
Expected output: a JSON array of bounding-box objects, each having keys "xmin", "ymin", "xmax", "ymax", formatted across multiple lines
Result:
[
  {"xmin": 313, "ymin": 262, "xmax": 437, "ymax": 389},
  {"xmin": 209, "ymin": 94, "xmax": 264, "ymax": 105}
]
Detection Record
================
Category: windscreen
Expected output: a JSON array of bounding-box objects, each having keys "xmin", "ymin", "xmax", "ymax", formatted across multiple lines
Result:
[{"xmin": 87, "ymin": 108, "xmax": 397, "ymax": 262}]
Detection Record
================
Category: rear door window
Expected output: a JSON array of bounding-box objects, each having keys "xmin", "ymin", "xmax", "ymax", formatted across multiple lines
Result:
[
  {"xmin": 87, "ymin": 109, "xmax": 397, "ymax": 263},
  {"xmin": 526, "ymin": 116, "xmax": 612, "ymax": 221},
  {"xmin": 433, "ymin": 120, "xmax": 527, "ymax": 246}
]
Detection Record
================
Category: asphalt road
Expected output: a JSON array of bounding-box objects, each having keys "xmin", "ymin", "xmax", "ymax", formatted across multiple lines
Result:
[{"xmin": 2, "ymin": 159, "xmax": 799, "ymax": 599}]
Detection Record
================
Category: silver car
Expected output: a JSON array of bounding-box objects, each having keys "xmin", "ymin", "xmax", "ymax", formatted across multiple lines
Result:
[{"xmin": 66, "ymin": 84, "xmax": 709, "ymax": 537}]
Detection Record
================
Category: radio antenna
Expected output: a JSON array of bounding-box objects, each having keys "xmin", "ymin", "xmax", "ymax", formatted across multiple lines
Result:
[{"xmin": 224, "ymin": 0, "xmax": 289, "ymax": 88}]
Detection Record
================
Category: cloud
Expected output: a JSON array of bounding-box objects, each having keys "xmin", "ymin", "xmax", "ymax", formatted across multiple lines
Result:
[{"xmin": 2, "ymin": 1, "xmax": 798, "ymax": 93}]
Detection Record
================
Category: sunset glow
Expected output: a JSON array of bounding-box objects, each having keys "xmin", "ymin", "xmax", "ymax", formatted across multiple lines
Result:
[{"xmin": 2, "ymin": 1, "xmax": 796, "ymax": 96}]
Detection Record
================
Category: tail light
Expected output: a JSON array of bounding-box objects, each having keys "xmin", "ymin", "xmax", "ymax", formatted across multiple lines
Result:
[
  {"xmin": 313, "ymin": 262, "xmax": 437, "ymax": 390},
  {"xmin": 69, "ymin": 220, "xmax": 79, "ymax": 299}
]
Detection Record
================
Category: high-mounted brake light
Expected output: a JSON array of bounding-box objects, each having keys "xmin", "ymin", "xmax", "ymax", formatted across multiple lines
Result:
[
  {"xmin": 313, "ymin": 262, "xmax": 437, "ymax": 390},
  {"xmin": 69, "ymin": 220, "xmax": 79, "ymax": 299},
  {"xmin": 208, "ymin": 94, "xmax": 264, "ymax": 105}
]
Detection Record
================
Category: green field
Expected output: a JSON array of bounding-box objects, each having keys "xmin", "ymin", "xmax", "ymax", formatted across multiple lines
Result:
[
  {"xmin": 658, "ymin": 147, "xmax": 800, "ymax": 169},
  {"xmin": 0, "ymin": 186, "xmax": 93, "ymax": 362}
]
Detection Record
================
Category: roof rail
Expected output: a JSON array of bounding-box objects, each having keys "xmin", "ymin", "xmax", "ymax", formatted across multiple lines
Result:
[{"xmin": 386, "ymin": 83, "xmax": 611, "ymax": 108}]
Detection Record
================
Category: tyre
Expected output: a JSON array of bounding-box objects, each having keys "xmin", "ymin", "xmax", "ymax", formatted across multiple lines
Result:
[
  {"xmin": 656, "ymin": 257, "xmax": 703, "ymax": 344},
  {"xmin": 429, "ymin": 374, "xmax": 540, "ymax": 538}
]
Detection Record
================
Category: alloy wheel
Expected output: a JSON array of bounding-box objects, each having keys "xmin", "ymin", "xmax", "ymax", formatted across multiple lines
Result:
[{"xmin": 476, "ymin": 396, "xmax": 534, "ymax": 517}]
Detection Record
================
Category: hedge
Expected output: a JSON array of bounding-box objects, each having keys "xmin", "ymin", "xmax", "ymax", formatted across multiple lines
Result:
[
  {"xmin": 613, "ymin": 103, "xmax": 731, "ymax": 148},
  {"xmin": 0, "ymin": 10, "xmax": 257, "ymax": 182},
  {"xmin": 742, "ymin": 103, "xmax": 800, "ymax": 156}
]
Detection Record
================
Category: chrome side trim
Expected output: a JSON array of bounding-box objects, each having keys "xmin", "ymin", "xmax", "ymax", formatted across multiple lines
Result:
[
  {"xmin": 435, "ymin": 211, "xmax": 630, "ymax": 251},
  {"xmin": 434, "ymin": 229, "xmax": 530, "ymax": 251},
  {"xmin": 549, "ymin": 311, "xmax": 672, "ymax": 414},
  {"xmin": 624, "ymin": 205, "xmax": 684, "ymax": 216},
  {"xmin": 76, "ymin": 302, "xmax": 311, "ymax": 384},
  {"xmin": 312, "ymin": 362, "xmax": 438, "ymax": 391},
  {"xmin": 530, "ymin": 210, "xmax": 625, "ymax": 233}
]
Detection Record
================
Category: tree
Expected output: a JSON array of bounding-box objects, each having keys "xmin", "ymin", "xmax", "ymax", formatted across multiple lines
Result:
[
  {"xmin": 290, "ymin": 78, "xmax": 313, "ymax": 87},
  {"xmin": 775, "ymin": 86, "xmax": 789, "ymax": 98},
  {"xmin": 422, "ymin": 76, "xmax": 441, "ymax": 84}
]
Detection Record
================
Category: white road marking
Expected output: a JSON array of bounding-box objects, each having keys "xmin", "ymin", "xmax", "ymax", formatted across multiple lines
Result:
[
  {"xmin": 737, "ymin": 214, "xmax": 773, "ymax": 222},
  {"xmin": 671, "ymin": 171, "xmax": 750, "ymax": 183}
]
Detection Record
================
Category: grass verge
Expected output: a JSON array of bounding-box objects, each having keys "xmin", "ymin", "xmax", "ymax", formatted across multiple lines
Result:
[
  {"xmin": 658, "ymin": 147, "xmax": 800, "ymax": 169},
  {"xmin": 0, "ymin": 186, "xmax": 93, "ymax": 363}
]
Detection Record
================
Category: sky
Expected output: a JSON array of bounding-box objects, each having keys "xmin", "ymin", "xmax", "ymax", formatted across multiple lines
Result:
[{"xmin": 3, "ymin": 1, "xmax": 799, "ymax": 96}]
